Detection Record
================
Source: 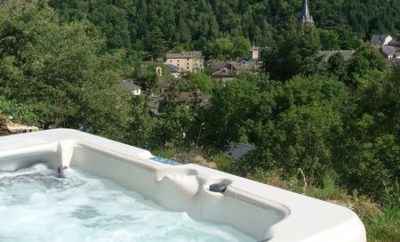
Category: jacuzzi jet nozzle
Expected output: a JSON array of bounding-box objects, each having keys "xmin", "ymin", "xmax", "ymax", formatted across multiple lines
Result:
[
  {"xmin": 209, "ymin": 182, "xmax": 228, "ymax": 193},
  {"xmin": 57, "ymin": 166, "xmax": 67, "ymax": 178}
]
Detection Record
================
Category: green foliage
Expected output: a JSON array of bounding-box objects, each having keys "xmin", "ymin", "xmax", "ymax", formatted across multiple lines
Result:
[
  {"xmin": 232, "ymin": 36, "xmax": 252, "ymax": 59},
  {"xmin": 170, "ymin": 72, "xmax": 214, "ymax": 93},
  {"xmin": 188, "ymin": 73, "xmax": 214, "ymax": 94},
  {"xmin": 0, "ymin": 96, "xmax": 38, "ymax": 124},
  {"xmin": 319, "ymin": 29, "xmax": 340, "ymax": 50},
  {"xmin": 209, "ymin": 152, "xmax": 235, "ymax": 172},
  {"xmin": 264, "ymin": 27, "xmax": 322, "ymax": 80},
  {"xmin": 201, "ymin": 67, "xmax": 400, "ymax": 204},
  {"xmin": 366, "ymin": 207, "xmax": 400, "ymax": 242},
  {"xmin": 207, "ymin": 37, "xmax": 234, "ymax": 60},
  {"xmin": 130, "ymin": 63, "xmax": 158, "ymax": 92},
  {"xmin": 326, "ymin": 52, "xmax": 347, "ymax": 79},
  {"xmin": 126, "ymin": 96, "xmax": 156, "ymax": 149},
  {"xmin": 336, "ymin": 70, "xmax": 400, "ymax": 201},
  {"xmin": 346, "ymin": 45, "xmax": 388, "ymax": 86},
  {"xmin": 0, "ymin": 0, "xmax": 131, "ymax": 140},
  {"xmin": 202, "ymin": 74, "xmax": 272, "ymax": 147},
  {"xmin": 155, "ymin": 104, "xmax": 196, "ymax": 148},
  {"xmin": 206, "ymin": 36, "xmax": 251, "ymax": 60},
  {"xmin": 240, "ymin": 75, "xmax": 346, "ymax": 180},
  {"xmin": 48, "ymin": 0, "xmax": 397, "ymax": 57}
]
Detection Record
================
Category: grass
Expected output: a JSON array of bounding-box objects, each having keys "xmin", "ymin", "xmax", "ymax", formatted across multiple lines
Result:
[{"xmin": 366, "ymin": 207, "xmax": 400, "ymax": 242}]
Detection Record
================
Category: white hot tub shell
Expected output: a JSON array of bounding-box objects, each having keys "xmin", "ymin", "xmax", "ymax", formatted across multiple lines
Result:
[{"xmin": 0, "ymin": 129, "xmax": 366, "ymax": 242}]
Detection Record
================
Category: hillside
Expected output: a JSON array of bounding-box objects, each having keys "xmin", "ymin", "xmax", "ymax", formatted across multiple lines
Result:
[{"xmin": 49, "ymin": 0, "xmax": 400, "ymax": 57}]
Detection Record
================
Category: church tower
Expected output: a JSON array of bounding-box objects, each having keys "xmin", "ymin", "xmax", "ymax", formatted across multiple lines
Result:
[{"xmin": 300, "ymin": 0, "xmax": 314, "ymax": 26}]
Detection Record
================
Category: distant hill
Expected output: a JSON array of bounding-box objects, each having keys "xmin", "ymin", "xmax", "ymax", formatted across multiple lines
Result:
[{"xmin": 49, "ymin": 0, "xmax": 400, "ymax": 56}]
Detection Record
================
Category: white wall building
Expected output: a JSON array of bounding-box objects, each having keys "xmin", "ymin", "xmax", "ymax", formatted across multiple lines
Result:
[{"xmin": 165, "ymin": 51, "xmax": 204, "ymax": 73}]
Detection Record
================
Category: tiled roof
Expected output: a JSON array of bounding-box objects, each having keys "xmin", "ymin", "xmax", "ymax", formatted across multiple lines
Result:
[
  {"xmin": 166, "ymin": 51, "xmax": 203, "ymax": 59},
  {"xmin": 382, "ymin": 46, "xmax": 399, "ymax": 57}
]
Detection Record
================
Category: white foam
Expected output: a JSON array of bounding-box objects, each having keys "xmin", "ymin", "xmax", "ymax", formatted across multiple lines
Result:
[{"xmin": 0, "ymin": 165, "xmax": 255, "ymax": 242}]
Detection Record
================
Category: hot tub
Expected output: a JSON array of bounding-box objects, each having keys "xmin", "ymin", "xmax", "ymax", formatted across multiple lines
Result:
[{"xmin": 0, "ymin": 129, "xmax": 366, "ymax": 242}]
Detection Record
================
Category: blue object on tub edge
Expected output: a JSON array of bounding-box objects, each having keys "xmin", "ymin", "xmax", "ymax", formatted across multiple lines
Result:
[{"xmin": 150, "ymin": 156, "xmax": 180, "ymax": 165}]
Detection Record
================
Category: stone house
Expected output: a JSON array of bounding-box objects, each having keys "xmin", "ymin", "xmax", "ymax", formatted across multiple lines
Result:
[
  {"xmin": 165, "ymin": 51, "xmax": 204, "ymax": 73},
  {"xmin": 370, "ymin": 35, "xmax": 400, "ymax": 61},
  {"xmin": 209, "ymin": 60, "xmax": 259, "ymax": 82}
]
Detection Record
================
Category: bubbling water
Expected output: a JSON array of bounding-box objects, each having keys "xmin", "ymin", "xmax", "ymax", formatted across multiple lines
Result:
[{"xmin": 0, "ymin": 164, "xmax": 255, "ymax": 242}]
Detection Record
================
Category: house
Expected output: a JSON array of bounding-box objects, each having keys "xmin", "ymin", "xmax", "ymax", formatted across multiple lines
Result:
[
  {"xmin": 370, "ymin": 35, "xmax": 400, "ymax": 61},
  {"xmin": 382, "ymin": 46, "xmax": 400, "ymax": 60},
  {"xmin": 210, "ymin": 62, "xmax": 240, "ymax": 82},
  {"xmin": 120, "ymin": 79, "xmax": 142, "ymax": 96},
  {"xmin": 209, "ymin": 60, "xmax": 259, "ymax": 82},
  {"xmin": 371, "ymin": 35, "xmax": 393, "ymax": 47},
  {"xmin": 165, "ymin": 51, "xmax": 204, "ymax": 73}
]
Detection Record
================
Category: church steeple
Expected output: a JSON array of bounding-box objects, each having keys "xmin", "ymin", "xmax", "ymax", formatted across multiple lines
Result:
[{"xmin": 300, "ymin": 0, "xmax": 314, "ymax": 26}]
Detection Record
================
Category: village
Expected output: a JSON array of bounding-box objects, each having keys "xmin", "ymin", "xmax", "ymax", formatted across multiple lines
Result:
[{"xmin": 120, "ymin": 0, "xmax": 400, "ymax": 117}]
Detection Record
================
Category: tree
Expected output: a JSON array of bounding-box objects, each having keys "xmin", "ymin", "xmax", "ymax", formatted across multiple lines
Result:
[
  {"xmin": 188, "ymin": 72, "xmax": 214, "ymax": 94},
  {"xmin": 0, "ymin": 0, "xmax": 131, "ymax": 140},
  {"xmin": 346, "ymin": 44, "xmax": 387, "ymax": 87},
  {"xmin": 126, "ymin": 95, "xmax": 156, "ymax": 149},
  {"xmin": 0, "ymin": 96, "xmax": 38, "ymax": 124},
  {"xmin": 207, "ymin": 37, "xmax": 234, "ymax": 60},
  {"xmin": 201, "ymin": 74, "xmax": 274, "ymax": 148},
  {"xmin": 155, "ymin": 104, "xmax": 196, "ymax": 147},
  {"xmin": 202, "ymin": 73, "xmax": 348, "ymax": 181},
  {"xmin": 48, "ymin": 0, "xmax": 400, "ymax": 57},
  {"xmin": 130, "ymin": 63, "xmax": 157, "ymax": 92},
  {"xmin": 232, "ymin": 36, "xmax": 251, "ymax": 59},
  {"xmin": 264, "ymin": 27, "xmax": 321, "ymax": 80},
  {"xmin": 319, "ymin": 29, "xmax": 340, "ymax": 50},
  {"xmin": 337, "ymin": 70, "xmax": 400, "ymax": 201},
  {"xmin": 145, "ymin": 27, "xmax": 166, "ymax": 58},
  {"xmin": 327, "ymin": 52, "xmax": 347, "ymax": 80}
]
